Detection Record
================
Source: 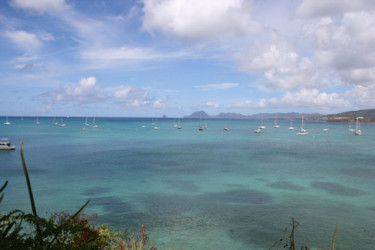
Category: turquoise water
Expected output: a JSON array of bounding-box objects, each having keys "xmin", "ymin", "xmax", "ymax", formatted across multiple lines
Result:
[{"xmin": 1, "ymin": 117, "xmax": 375, "ymax": 249}]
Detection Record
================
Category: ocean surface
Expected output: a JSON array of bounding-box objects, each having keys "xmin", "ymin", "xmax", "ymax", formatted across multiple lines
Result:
[{"xmin": 1, "ymin": 116, "xmax": 375, "ymax": 249}]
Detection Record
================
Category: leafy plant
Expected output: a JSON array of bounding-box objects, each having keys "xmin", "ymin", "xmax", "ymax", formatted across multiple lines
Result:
[{"xmin": 0, "ymin": 139, "xmax": 157, "ymax": 249}]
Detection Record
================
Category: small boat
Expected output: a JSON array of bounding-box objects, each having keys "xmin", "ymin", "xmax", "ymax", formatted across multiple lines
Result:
[
  {"xmin": 348, "ymin": 120, "xmax": 355, "ymax": 132},
  {"xmin": 289, "ymin": 120, "xmax": 294, "ymax": 130},
  {"xmin": 322, "ymin": 128, "xmax": 329, "ymax": 132},
  {"xmin": 36, "ymin": 116, "xmax": 40, "ymax": 125},
  {"xmin": 4, "ymin": 116, "xmax": 11, "ymax": 125},
  {"xmin": 154, "ymin": 125, "xmax": 160, "ymax": 130},
  {"xmin": 52, "ymin": 117, "xmax": 59, "ymax": 125},
  {"xmin": 0, "ymin": 138, "xmax": 16, "ymax": 150},
  {"xmin": 92, "ymin": 117, "xmax": 98, "ymax": 128},
  {"xmin": 273, "ymin": 119, "xmax": 280, "ymax": 128},
  {"xmin": 85, "ymin": 117, "xmax": 90, "ymax": 126},
  {"xmin": 259, "ymin": 118, "xmax": 266, "ymax": 129},
  {"xmin": 354, "ymin": 117, "xmax": 363, "ymax": 135},
  {"xmin": 254, "ymin": 128, "xmax": 262, "ymax": 133},
  {"xmin": 296, "ymin": 116, "xmax": 309, "ymax": 135},
  {"xmin": 60, "ymin": 117, "xmax": 66, "ymax": 127}
]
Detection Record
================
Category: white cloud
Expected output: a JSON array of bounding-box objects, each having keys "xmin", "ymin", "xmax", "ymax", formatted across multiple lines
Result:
[
  {"xmin": 141, "ymin": 0, "xmax": 262, "ymax": 44},
  {"xmin": 229, "ymin": 99, "xmax": 266, "ymax": 108},
  {"xmin": 114, "ymin": 85, "xmax": 168, "ymax": 109},
  {"xmin": 4, "ymin": 30, "xmax": 42, "ymax": 53},
  {"xmin": 194, "ymin": 83, "xmax": 239, "ymax": 91},
  {"xmin": 304, "ymin": 11, "xmax": 375, "ymax": 86},
  {"xmin": 10, "ymin": 0, "xmax": 70, "ymax": 14},
  {"xmin": 236, "ymin": 33, "xmax": 298, "ymax": 74},
  {"xmin": 295, "ymin": 0, "xmax": 368, "ymax": 18},
  {"xmin": 82, "ymin": 46, "xmax": 166, "ymax": 61},
  {"xmin": 271, "ymin": 89, "xmax": 350, "ymax": 108},
  {"xmin": 206, "ymin": 101, "xmax": 220, "ymax": 108},
  {"xmin": 36, "ymin": 76, "xmax": 106, "ymax": 104},
  {"xmin": 344, "ymin": 84, "xmax": 375, "ymax": 107}
]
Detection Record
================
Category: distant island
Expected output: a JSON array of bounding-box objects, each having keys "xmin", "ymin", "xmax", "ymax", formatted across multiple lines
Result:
[{"xmin": 184, "ymin": 109, "xmax": 375, "ymax": 122}]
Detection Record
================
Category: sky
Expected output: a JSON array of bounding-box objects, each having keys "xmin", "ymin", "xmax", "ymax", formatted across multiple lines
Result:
[{"xmin": 1, "ymin": 0, "xmax": 375, "ymax": 117}]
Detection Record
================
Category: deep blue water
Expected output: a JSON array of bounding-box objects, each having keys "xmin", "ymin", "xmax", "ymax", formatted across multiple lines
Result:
[{"xmin": 1, "ymin": 116, "xmax": 375, "ymax": 249}]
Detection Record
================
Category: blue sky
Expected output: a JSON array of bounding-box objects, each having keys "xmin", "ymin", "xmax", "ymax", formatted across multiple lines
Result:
[{"xmin": 1, "ymin": 0, "xmax": 375, "ymax": 117}]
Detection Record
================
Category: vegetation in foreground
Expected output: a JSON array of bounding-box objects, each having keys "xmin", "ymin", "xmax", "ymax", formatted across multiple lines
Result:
[{"xmin": 0, "ymin": 139, "xmax": 156, "ymax": 249}]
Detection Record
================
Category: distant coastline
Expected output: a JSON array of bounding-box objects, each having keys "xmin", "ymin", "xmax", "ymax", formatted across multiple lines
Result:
[{"xmin": 184, "ymin": 108, "xmax": 375, "ymax": 122}]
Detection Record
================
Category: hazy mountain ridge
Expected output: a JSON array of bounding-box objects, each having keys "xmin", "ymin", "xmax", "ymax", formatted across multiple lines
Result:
[
  {"xmin": 184, "ymin": 109, "xmax": 375, "ymax": 121},
  {"xmin": 184, "ymin": 111, "xmax": 321, "ymax": 119}
]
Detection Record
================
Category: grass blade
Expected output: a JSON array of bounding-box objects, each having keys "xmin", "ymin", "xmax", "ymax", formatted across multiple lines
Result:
[
  {"xmin": 71, "ymin": 200, "xmax": 90, "ymax": 219},
  {"xmin": 20, "ymin": 139, "xmax": 38, "ymax": 217},
  {"xmin": 331, "ymin": 221, "xmax": 338, "ymax": 250},
  {"xmin": 0, "ymin": 181, "xmax": 8, "ymax": 193}
]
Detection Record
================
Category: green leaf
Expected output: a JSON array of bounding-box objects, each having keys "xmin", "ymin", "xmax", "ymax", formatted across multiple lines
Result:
[{"xmin": 20, "ymin": 139, "xmax": 38, "ymax": 217}]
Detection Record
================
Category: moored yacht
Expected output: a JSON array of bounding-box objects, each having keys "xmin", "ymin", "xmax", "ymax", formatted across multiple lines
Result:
[{"xmin": 0, "ymin": 138, "xmax": 16, "ymax": 150}]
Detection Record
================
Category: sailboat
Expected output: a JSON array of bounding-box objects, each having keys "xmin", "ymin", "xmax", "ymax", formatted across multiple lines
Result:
[
  {"xmin": 60, "ymin": 117, "xmax": 66, "ymax": 127},
  {"xmin": 296, "ymin": 116, "xmax": 308, "ymax": 135},
  {"xmin": 92, "ymin": 117, "xmax": 98, "ymax": 128},
  {"xmin": 4, "ymin": 116, "xmax": 11, "ymax": 125},
  {"xmin": 85, "ymin": 117, "xmax": 90, "ymax": 126},
  {"xmin": 198, "ymin": 118, "xmax": 204, "ymax": 131},
  {"xmin": 354, "ymin": 117, "xmax": 363, "ymax": 135},
  {"xmin": 273, "ymin": 119, "xmax": 280, "ymax": 128},
  {"xmin": 36, "ymin": 116, "xmax": 40, "ymax": 125},
  {"xmin": 348, "ymin": 120, "xmax": 355, "ymax": 132},
  {"xmin": 52, "ymin": 117, "xmax": 58, "ymax": 125},
  {"xmin": 259, "ymin": 117, "xmax": 266, "ymax": 129},
  {"xmin": 289, "ymin": 120, "xmax": 294, "ymax": 130}
]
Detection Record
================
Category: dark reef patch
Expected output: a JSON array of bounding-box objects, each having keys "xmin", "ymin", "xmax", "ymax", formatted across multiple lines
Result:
[
  {"xmin": 164, "ymin": 180, "xmax": 200, "ymax": 192},
  {"xmin": 198, "ymin": 189, "xmax": 274, "ymax": 205},
  {"xmin": 340, "ymin": 168, "xmax": 375, "ymax": 178},
  {"xmin": 311, "ymin": 182, "xmax": 365, "ymax": 196},
  {"xmin": 90, "ymin": 196, "xmax": 133, "ymax": 214},
  {"xmin": 267, "ymin": 181, "xmax": 307, "ymax": 191},
  {"xmin": 81, "ymin": 187, "xmax": 111, "ymax": 196}
]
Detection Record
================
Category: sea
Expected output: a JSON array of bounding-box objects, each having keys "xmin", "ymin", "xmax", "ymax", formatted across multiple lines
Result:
[{"xmin": 1, "ymin": 116, "xmax": 375, "ymax": 249}]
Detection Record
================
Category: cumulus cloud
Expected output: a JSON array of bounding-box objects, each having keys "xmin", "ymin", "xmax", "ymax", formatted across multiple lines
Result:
[
  {"xmin": 270, "ymin": 89, "xmax": 350, "ymax": 108},
  {"xmin": 205, "ymin": 101, "xmax": 220, "ymax": 108},
  {"xmin": 229, "ymin": 99, "xmax": 266, "ymax": 109},
  {"xmin": 113, "ymin": 85, "xmax": 168, "ymax": 109},
  {"xmin": 194, "ymin": 83, "xmax": 239, "ymax": 91},
  {"xmin": 10, "ymin": 0, "xmax": 70, "ymax": 14},
  {"xmin": 236, "ymin": 33, "xmax": 298, "ymax": 74},
  {"xmin": 4, "ymin": 30, "xmax": 43, "ymax": 53},
  {"xmin": 304, "ymin": 11, "xmax": 375, "ymax": 86},
  {"xmin": 36, "ymin": 76, "xmax": 106, "ymax": 104},
  {"xmin": 141, "ymin": 0, "xmax": 262, "ymax": 44},
  {"xmin": 296, "ymin": 0, "xmax": 369, "ymax": 18}
]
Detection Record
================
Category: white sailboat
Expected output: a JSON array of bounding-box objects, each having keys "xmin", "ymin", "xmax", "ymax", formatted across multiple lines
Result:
[
  {"xmin": 259, "ymin": 117, "xmax": 266, "ymax": 129},
  {"xmin": 36, "ymin": 116, "xmax": 40, "ymax": 125},
  {"xmin": 348, "ymin": 120, "xmax": 355, "ymax": 132},
  {"xmin": 153, "ymin": 119, "xmax": 160, "ymax": 130},
  {"xmin": 296, "ymin": 116, "xmax": 308, "ymax": 135},
  {"xmin": 52, "ymin": 117, "xmax": 58, "ymax": 126},
  {"xmin": 60, "ymin": 117, "xmax": 66, "ymax": 127},
  {"xmin": 354, "ymin": 117, "xmax": 363, "ymax": 135},
  {"xmin": 92, "ymin": 117, "xmax": 98, "ymax": 128},
  {"xmin": 273, "ymin": 119, "xmax": 280, "ymax": 128},
  {"xmin": 85, "ymin": 117, "xmax": 90, "ymax": 126},
  {"xmin": 253, "ymin": 128, "xmax": 262, "ymax": 133},
  {"xmin": 289, "ymin": 120, "xmax": 294, "ymax": 130},
  {"xmin": 4, "ymin": 116, "xmax": 11, "ymax": 125}
]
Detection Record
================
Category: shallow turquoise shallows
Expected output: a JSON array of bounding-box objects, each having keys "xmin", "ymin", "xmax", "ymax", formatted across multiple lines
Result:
[{"xmin": 1, "ymin": 117, "xmax": 375, "ymax": 249}]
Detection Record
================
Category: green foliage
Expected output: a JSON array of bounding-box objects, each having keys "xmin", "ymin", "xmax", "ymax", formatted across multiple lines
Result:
[{"xmin": 0, "ymin": 139, "xmax": 157, "ymax": 249}]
